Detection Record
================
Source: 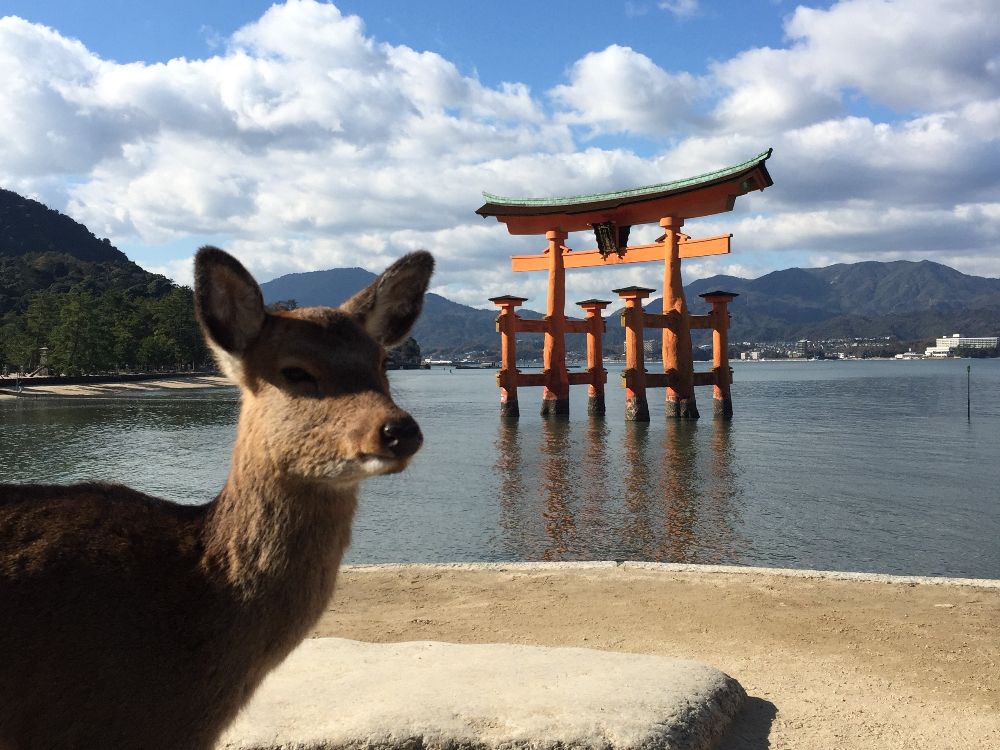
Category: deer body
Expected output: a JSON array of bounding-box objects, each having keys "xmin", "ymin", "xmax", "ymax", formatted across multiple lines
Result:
[{"xmin": 0, "ymin": 247, "xmax": 433, "ymax": 750}]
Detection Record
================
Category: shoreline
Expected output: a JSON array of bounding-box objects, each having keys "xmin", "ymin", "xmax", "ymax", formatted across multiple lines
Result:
[
  {"xmin": 319, "ymin": 562, "xmax": 1000, "ymax": 749},
  {"xmin": 0, "ymin": 374, "xmax": 232, "ymax": 399},
  {"xmin": 342, "ymin": 560, "xmax": 1000, "ymax": 588}
]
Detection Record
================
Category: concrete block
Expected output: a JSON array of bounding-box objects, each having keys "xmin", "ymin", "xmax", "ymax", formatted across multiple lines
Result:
[{"xmin": 221, "ymin": 638, "xmax": 745, "ymax": 750}]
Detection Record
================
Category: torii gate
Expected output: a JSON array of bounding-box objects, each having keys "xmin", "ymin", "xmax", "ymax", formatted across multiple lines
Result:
[{"xmin": 478, "ymin": 149, "xmax": 773, "ymax": 421}]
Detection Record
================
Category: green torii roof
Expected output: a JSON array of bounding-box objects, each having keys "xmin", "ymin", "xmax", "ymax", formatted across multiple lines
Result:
[{"xmin": 476, "ymin": 149, "xmax": 772, "ymax": 219}]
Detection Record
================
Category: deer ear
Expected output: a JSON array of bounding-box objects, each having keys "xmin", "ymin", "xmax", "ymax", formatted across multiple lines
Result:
[
  {"xmin": 194, "ymin": 246, "xmax": 266, "ymax": 378},
  {"xmin": 341, "ymin": 251, "xmax": 434, "ymax": 348}
]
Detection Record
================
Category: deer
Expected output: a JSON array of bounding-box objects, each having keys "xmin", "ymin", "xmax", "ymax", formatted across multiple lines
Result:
[{"xmin": 0, "ymin": 245, "xmax": 433, "ymax": 750}]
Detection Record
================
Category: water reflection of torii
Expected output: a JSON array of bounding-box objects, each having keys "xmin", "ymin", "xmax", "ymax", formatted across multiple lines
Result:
[
  {"xmin": 494, "ymin": 419, "xmax": 745, "ymax": 563},
  {"xmin": 478, "ymin": 150, "xmax": 773, "ymax": 420}
]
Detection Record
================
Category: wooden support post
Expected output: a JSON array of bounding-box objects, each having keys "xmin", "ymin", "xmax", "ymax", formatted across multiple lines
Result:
[
  {"xmin": 541, "ymin": 230, "xmax": 570, "ymax": 417},
  {"xmin": 614, "ymin": 286, "xmax": 654, "ymax": 422},
  {"xmin": 699, "ymin": 291, "xmax": 738, "ymax": 419},
  {"xmin": 490, "ymin": 295, "xmax": 528, "ymax": 418},
  {"xmin": 576, "ymin": 299, "xmax": 610, "ymax": 416},
  {"xmin": 661, "ymin": 217, "xmax": 699, "ymax": 419}
]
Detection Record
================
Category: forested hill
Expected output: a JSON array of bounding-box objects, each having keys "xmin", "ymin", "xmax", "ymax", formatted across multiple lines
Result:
[
  {"xmin": 0, "ymin": 189, "xmax": 197, "ymax": 374},
  {"xmin": 1, "ymin": 188, "xmax": 128, "ymax": 262},
  {"xmin": 0, "ymin": 253, "xmax": 176, "ymax": 317},
  {"xmin": 0, "ymin": 189, "xmax": 176, "ymax": 316}
]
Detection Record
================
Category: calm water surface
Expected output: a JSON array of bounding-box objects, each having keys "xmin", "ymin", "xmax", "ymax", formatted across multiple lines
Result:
[{"xmin": 2, "ymin": 360, "xmax": 998, "ymax": 578}]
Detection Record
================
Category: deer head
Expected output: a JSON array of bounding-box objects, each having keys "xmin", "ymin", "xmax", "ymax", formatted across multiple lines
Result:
[{"xmin": 194, "ymin": 246, "xmax": 434, "ymax": 486}]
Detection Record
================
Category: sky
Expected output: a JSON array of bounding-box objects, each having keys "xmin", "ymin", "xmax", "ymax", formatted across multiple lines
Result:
[{"xmin": 1, "ymin": 0, "xmax": 998, "ymax": 312}]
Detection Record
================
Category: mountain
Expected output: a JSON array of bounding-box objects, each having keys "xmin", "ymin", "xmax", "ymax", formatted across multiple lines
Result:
[
  {"xmin": 255, "ymin": 259, "xmax": 1000, "ymax": 356},
  {"xmin": 0, "ymin": 189, "xmax": 177, "ymax": 316},
  {"xmin": 260, "ymin": 268, "xmax": 543, "ymax": 357},
  {"xmin": 256, "ymin": 267, "xmax": 381, "ymax": 308},
  {"xmin": 1, "ymin": 189, "xmax": 128, "ymax": 262},
  {"xmin": 675, "ymin": 260, "xmax": 1000, "ymax": 343}
]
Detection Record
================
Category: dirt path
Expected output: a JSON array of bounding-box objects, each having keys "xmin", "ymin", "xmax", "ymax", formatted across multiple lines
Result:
[{"xmin": 313, "ymin": 563, "xmax": 1000, "ymax": 749}]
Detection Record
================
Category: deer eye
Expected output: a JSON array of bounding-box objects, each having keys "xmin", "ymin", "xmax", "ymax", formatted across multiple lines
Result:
[{"xmin": 280, "ymin": 366, "xmax": 316, "ymax": 385}]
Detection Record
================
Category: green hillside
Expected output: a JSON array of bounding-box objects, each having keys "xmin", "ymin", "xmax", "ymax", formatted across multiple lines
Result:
[
  {"xmin": 0, "ymin": 189, "xmax": 202, "ymax": 374},
  {"xmin": 1, "ymin": 188, "xmax": 128, "ymax": 262}
]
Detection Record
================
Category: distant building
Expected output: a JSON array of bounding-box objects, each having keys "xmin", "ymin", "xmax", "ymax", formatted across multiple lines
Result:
[
  {"xmin": 789, "ymin": 340, "xmax": 808, "ymax": 358},
  {"xmin": 741, "ymin": 351, "xmax": 761, "ymax": 360},
  {"xmin": 924, "ymin": 333, "xmax": 999, "ymax": 358}
]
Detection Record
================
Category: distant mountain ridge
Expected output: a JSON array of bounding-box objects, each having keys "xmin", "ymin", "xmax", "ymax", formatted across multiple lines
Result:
[
  {"xmin": 262, "ymin": 258, "xmax": 1000, "ymax": 356},
  {"xmin": 677, "ymin": 260, "xmax": 1000, "ymax": 344},
  {"xmin": 260, "ymin": 267, "xmax": 542, "ymax": 355}
]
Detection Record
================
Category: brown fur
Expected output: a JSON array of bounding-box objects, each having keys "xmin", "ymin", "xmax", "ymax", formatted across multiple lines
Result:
[{"xmin": 0, "ymin": 246, "xmax": 433, "ymax": 750}]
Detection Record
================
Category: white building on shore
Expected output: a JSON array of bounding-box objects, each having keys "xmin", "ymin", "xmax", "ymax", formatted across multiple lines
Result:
[{"xmin": 924, "ymin": 334, "xmax": 999, "ymax": 357}]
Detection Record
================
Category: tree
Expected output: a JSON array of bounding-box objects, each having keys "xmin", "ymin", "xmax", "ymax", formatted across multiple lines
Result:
[
  {"xmin": 150, "ymin": 288, "xmax": 206, "ymax": 367},
  {"xmin": 0, "ymin": 280, "xmax": 208, "ymax": 375},
  {"xmin": 137, "ymin": 333, "xmax": 179, "ymax": 369},
  {"xmin": 49, "ymin": 291, "xmax": 115, "ymax": 374},
  {"xmin": 388, "ymin": 336, "xmax": 422, "ymax": 368}
]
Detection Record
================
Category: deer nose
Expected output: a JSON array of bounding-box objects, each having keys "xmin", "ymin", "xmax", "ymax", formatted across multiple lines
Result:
[{"xmin": 380, "ymin": 417, "xmax": 422, "ymax": 458}]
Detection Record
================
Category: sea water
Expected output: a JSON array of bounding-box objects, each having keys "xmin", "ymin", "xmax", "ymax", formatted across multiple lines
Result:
[{"xmin": 2, "ymin": 359, "xmax": 998, "ymax": 578}]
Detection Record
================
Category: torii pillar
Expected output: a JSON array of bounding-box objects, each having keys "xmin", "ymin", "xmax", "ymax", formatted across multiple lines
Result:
[
  {"xmin": 700, "ymin": 290, "xmax": 737, "ymax": 418},
  {"xmin": 661, "ymin": 217, "xmax": 698, "ymax": 418},
  {"xmin": 490, "ymin": 294, "xmax": 528, "ymax": 418},
  {"xmin": 541, "ymin": 230, "xmax": 570, "ymax": 416},
  {"xmin": 615, "ymin": 286, "xmax": 654, "ymax": 421},
  {"xmin": 577, "ymin": 299, "xmax": 611, "ymax": 415}
]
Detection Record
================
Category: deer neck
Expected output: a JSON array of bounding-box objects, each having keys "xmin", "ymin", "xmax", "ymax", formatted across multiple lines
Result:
[{"xmin": 202, "ymin": 424, "xmax": 359, "ymax": 607}]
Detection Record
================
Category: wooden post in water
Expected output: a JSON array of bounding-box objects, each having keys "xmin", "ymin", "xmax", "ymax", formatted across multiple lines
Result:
[
  {"xmin": 699, "ymin": 291, "xmax": 738, "ymax": 419},
  {"xmin": 577, "ymin": 299, "xmax": 610, "ymax": 415},
  {"xmin": 615, "ymin": 286, "xmax": 654, "ymax": 422},
  {"xmin": 541, "ymin": 230, "xmax": 570, "ymax": 416},
  {"xmin": 661, "ymin": 216, "xmax": 699, "ymax": 419},
  {"xmin": 490, "ymin": 295, "xmax": 528, "ymax": 418}
]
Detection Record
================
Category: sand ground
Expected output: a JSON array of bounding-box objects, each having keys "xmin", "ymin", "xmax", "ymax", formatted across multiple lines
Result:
[
  {"xmin": 314, "ymin": 563, "xmax": 1000, "ymax": 750},
  {"xmin": 0, "ymin": 375, "xmax": 231, "ymax": 398}
]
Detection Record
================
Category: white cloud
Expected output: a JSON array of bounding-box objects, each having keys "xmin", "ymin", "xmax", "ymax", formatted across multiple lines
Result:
[
  {"xmin": 550, "ymin": 46, "xmax": 705, "ymax": 138},
  {"xmin": 0, "ymin": 0, "xmax": 998, "ymax": 316},
  {"xmin": 659, "ymin": 0, "xmax": 699, "ymax": 19},
  {"xmin": 783, "ymin": 0, "xmax": 1000, "ymax": 111},
  {"xmin": 707, "ymin": 0, "xmax": 1000, "ymax": 134}
]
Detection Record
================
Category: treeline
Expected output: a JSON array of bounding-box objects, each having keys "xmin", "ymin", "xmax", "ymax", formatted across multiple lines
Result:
[
  {"xmin": 0, "ymin": 287, "xmax": 206, "ymax": 375},
  {"xmin": 1, "ymin": 252, "xmax": 174, "ymax": 317}
]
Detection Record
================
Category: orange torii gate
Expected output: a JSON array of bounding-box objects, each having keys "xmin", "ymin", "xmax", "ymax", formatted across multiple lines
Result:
[{"xmin": 478, "ymin": 149, "xmax": 773, "ymax": 420}]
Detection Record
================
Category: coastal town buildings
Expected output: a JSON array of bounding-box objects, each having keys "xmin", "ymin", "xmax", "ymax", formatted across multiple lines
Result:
[{"xmin": 924, "ymin": 334, "xmax": 1000, "ymax": 357}]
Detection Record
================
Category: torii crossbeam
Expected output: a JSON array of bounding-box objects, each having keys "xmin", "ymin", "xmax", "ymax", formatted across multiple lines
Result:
[{"xmin": 478, "ymin": 149, "xmax": 773, "ymax": 420}]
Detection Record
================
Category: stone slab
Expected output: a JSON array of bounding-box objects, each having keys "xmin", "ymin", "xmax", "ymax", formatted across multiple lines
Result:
[{"xmin": 221, "ymin": 638, "xmax": 745, "ymax": 750}]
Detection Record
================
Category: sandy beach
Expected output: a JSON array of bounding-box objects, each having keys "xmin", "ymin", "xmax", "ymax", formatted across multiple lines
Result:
[
  {"xmin": 315, "ymin": 563, "xmax": 1000, "ymax": 750},
  {"xmin": 0, "ymin": 375, "xmax": 232, "ymax": 398}
]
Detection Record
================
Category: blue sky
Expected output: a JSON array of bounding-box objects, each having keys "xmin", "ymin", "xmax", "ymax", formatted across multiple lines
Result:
[
  {"xmin": 0, "ymin": 0, "xmax": 998, "ymax": 310},
  {"xmin": 1, "ymin": 1, "xmax": 811, "ymax": 84}
]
